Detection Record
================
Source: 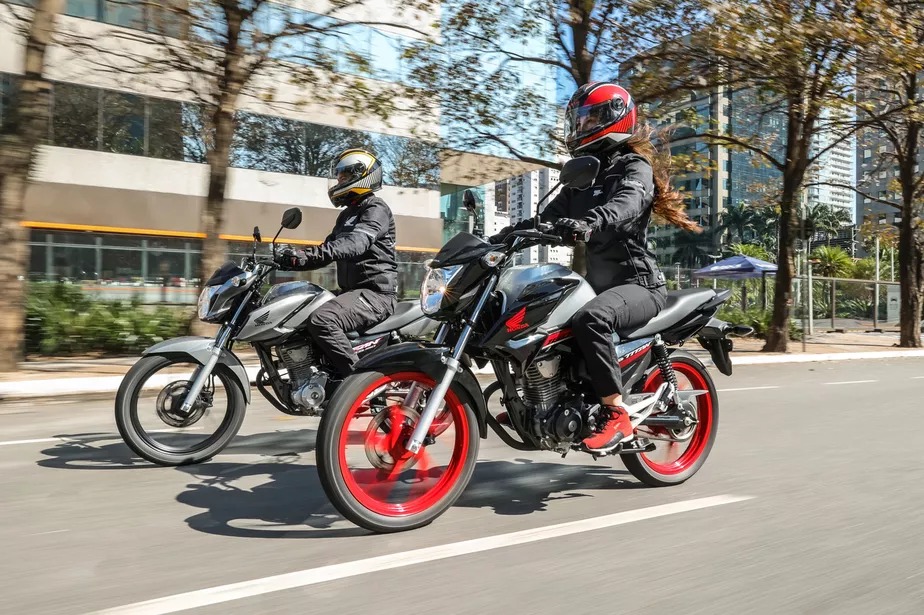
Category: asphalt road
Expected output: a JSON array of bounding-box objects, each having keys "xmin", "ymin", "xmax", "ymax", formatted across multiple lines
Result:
[{"xmin": 2, "ymin": 359, "xmax": 924, "ymax": 615}]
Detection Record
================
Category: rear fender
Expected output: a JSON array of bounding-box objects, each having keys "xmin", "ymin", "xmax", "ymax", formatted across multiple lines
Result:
[
  {"xmin": 353, "ymin": 342, "xmax": 488, "ymax": 438},
  {"xmin": 694, "ymin": 318, "xmax": 753, "ymax": 377},
  {"xmin": 143, "ymin": 336, "xmax": 251, "ymax": 403}
]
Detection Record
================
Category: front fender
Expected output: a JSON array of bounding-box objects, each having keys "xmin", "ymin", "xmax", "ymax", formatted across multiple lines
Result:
[
  {"xmin": 354, "ymin": 342, "xmax": 488, "ymax": 438},
  {"xmin": 143, "ymin": 336, "xmax": 251, "ymax": 404}
]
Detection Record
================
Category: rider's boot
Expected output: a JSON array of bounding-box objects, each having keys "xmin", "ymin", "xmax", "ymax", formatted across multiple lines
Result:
[{"xmin": 582, "ymin": 404, "xmax": 634, "ymax": 453}]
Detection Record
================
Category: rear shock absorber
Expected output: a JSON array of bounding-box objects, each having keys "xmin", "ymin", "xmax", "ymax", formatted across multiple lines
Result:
[{"xmin": 651, "ymin": 335, "xmax": 678, "ymax": 392}]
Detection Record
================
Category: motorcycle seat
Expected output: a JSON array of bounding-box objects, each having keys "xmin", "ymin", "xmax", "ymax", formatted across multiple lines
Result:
[
  {"xmin": 347, "ymin": 301, "xmax": 423, "ymax": 340},
  {"xmin": 618, "ymin": 288, "xmax": 718, "ymax": 340}
]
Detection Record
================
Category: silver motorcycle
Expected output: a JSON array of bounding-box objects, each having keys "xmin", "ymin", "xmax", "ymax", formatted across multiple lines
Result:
[{"xmin": 114, "ymin": 207, "xmax": 436, "ymax": 466}]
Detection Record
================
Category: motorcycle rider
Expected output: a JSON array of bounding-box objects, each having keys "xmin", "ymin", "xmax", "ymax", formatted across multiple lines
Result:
[
  {"xmin": 275, "ymin": 148, "xmax": 398, "ymax": 377},
  {"xmin": 490, "ymin": 82, "xmax": 700, "ymax": 453}
]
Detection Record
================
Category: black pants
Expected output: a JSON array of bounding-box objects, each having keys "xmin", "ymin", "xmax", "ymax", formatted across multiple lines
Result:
[
  {"xmin": 306, "ymin": 289, "xmax": 396, "ymax": 376},
  {"xmin": 572, "ymin": 284, "xmax": 668, "ymax": 398}
]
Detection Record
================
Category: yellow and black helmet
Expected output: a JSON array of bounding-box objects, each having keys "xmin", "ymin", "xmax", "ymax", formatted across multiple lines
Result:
[{"xmin": 327, "ymin": 148, "xmax": 383, "ymax": 207}]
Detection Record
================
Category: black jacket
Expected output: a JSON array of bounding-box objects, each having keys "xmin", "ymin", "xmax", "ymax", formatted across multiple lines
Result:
[
  {"xmin": 500, "ymin": 152, "xmax": 666, "ymax": 294},
  {"xmin": 297, "ymin": 195, "xmax": 399, "ymax": 295}
]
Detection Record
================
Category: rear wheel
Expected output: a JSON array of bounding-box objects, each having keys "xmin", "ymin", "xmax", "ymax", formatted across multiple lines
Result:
[
  {"xmin": 622, "ymin": 355, "xmax": 718, "ymax": 486},
  {"xmin": 316, "ymin": 369, "xmax": 479, "ymax": 533}
]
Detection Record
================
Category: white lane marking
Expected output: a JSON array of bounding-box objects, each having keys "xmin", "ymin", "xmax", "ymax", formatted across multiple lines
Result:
[
  {"xmin": 30, "ymin": 529, "xmax": 69, "ymax": 536},
  {"xmin": 824, "ymin": 380, "xmax": 878, "ymax": 385},
  {"xmin": 912, "ymin": 376, "xmax": 924, "ymax": 380},
  {"xmin": 0, "ymin": 437, "xmax": 61, "ymax": 447},
  {"xmin": 717, "ymin": 386, "xmax": 780, "ymax": 392},
  {"xmin": 90, "ymin": 495, "xmax": 753, "ymax": 615}
]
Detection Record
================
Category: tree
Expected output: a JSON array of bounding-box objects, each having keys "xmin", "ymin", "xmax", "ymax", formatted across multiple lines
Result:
[
  {"xmin": 637, "ymin": 0, "xmax": 879, "ymax": 352},
  {"xmin": 847, "ymin": 1, "xmax": 924, "ymax": 346},
  {"xmin": 720, "ymin": 202, "xmax": 756, "ymax": 246},
  {"xmin": 410, "ymin": 0, "xmax": 698, "ymax": 274},
  {"xmin": 672, "ymin": 229, "xmax": 713, "ymax": 268},
  {"xmin": 67, "ymin": 0, "xmax": 435, "ymax": 333},
  {"xmin": 811, "ymin": 245, "xmax": 852, "ymax": 329},
  {"xmin": 0, "ymin": 0, "xmax": 64, "ymax": 371},
  {"xmin": 803, "ymin": 203, "xmax": 851, "ymax": 246}
]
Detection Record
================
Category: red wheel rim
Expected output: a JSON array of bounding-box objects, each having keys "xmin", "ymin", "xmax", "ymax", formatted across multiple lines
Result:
[
  {"xmin": 337, "ymin": 372, "xmax": 470, "ymax": 517},
  {"xmin": 638, "ymin": 362, "xmax": 714, "ymax": 475}
]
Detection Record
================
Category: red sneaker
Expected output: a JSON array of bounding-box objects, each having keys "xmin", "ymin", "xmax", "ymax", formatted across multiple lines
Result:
[{"xmin": 583, "ymin": 405, "xmax": 634, "ymax": 452}]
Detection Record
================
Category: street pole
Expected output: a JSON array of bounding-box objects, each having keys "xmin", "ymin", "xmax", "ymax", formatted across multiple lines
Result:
[
  {"xmin": 807, "ymin": 244, "xmax": 814, "ymax": 336},
  {"xmin": 873, "ymin": 235, "xmax": 880, "ymax": 331}
]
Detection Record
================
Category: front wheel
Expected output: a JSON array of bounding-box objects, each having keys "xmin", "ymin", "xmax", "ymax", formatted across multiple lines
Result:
[
  {"xmin": 622, "ymin": 355, "xmax": 718, "ymax": 486},
  {"xmin": 115, "ymin": 355, "xmax": 247, "ymax": 466},
  {"xmin": 316, "ymin": 369, "xmax": 479, "ymax": 533}
]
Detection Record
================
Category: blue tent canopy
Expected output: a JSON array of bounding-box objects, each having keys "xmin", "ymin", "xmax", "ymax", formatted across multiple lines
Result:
[{"xmin": 694, "ymin": 255, "xmax": 778, "ymax": 279}]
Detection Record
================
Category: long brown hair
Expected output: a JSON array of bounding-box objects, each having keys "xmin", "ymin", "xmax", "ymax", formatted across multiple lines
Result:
[{"xmin": 624, "ymin": 125, "xmax": 702, "ymax": 233}]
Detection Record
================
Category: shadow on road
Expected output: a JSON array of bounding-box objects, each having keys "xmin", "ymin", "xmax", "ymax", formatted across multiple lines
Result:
[
  {"xmin": 35, "ymin": 429, "xmax": 318, "ymax": 470},
  {"xmin": 172, "ymin": 456, "xmax": 638, "ymax": 539}
]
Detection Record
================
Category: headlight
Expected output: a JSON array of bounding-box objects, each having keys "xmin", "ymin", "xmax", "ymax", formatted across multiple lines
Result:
[
  {"xmin": 197, "ymin": 285, "xmax": 221, "ymax": 320},
  {"xmin": 420, "ymin": 265, "xmax": 463, "ymax": 315}
]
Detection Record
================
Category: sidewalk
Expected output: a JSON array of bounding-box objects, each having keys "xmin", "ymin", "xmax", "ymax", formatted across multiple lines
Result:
[{"xmin": 1, "ymin": 333, "xmax": 923, "ymax": 401}]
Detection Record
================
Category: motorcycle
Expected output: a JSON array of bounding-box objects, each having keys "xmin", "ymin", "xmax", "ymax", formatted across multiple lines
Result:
[
  {"xmin": 115, "ymin": 207, "xmax": 437, "ymax": 466},
  {"xmin": 314, "ymin": 156, "xmax": 753, "ymax": 532}
]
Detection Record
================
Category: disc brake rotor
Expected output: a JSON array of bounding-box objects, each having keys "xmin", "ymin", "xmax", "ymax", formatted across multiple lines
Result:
[
  {"xmin": 156, "ymin": 380, "xmax": 209, "ymax": 428},
  {"xmin": 364, "ymin": 406, "xmax": 420, "ymax": 471}
]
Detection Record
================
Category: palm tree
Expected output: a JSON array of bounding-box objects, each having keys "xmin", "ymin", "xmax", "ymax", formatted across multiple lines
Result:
[
  {"xmin": 672, "ymin": 230, "xmax": 712, "ymax": 269},
  {"xmin": 804, "ymin": 204, "xmax": 852, "ymax": 246},
  {"xmin": 720, "ymin": 202, "xmax": 755, "ymax": 245},
  {"xmin": 811, "ymin": 246, "xmax": 853, "ymax": 329}
]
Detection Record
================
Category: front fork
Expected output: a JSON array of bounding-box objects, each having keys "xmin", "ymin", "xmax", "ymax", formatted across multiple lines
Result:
[
  {"xmin": 180, "ymin": 291, "xmax": 252, "ymax": 412},
  {"xmin": 404, "ymin": 276, "xmax": 496, "ymax": 454}
]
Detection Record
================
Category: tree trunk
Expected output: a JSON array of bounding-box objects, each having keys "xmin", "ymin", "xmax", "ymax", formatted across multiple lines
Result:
[
  {"xmin": 829, "ymin": 280, "xmax": 836, "ymax": 331},
  {"xmin": 740, "ymin": 280, "xmax": 747, "ymax": 311},
  {"xmin": 190, "ymin": 101, "xmax": 235, "ymax": 337},
  {"xmin": 897, "ymin": 201, "xmax": 923, "ymax": 347},
  {"xmin": 0, "ymin": 0, "xmax": 62, "ymax": 371},
  {"xmin": 763, "ymin": 181, "xmax": 799, "ymax": 352}
]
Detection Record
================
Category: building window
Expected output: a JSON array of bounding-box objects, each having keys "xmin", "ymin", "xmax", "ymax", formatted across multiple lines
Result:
[
  {"xmin": 101, "ymin": 90, "xmax": 145, "ymax": 155},
  {"xmin": 65, "ymin": 0, "xmax": 101, "ymax": 20},
  {"xmin": 104, "ymin": 0, "xmax": 144, "ymax": 28},
  {"xmin": 53, "ymin": 82, "xmax": 99, "ymax": 150},
  {"xmin": 147, "ymin": 98, "xmax": 185, "ymax": 161}
]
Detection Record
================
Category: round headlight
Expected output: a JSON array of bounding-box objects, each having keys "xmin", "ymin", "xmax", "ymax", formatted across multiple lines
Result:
[{"xmin": 420, "ymin": 265, "xmax": 463, "ymax": 315}]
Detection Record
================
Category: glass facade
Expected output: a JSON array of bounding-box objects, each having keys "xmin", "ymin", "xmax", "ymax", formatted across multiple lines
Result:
[
  {"xmin": 27, "ymin": 230, "xmax": 432, "ymax": 303},
  {"xmin": 0, "ymin": 74, "xmax": 439, "ymax": 189},
  {"xmin": 728, "ymin": 88, "xmax": 784, "ymax": 206}
]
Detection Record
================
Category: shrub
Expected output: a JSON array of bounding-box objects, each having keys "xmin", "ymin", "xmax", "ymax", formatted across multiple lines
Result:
[{"xmin": 25, "ymin": 283, "xmax": 193, "ymax": 356}]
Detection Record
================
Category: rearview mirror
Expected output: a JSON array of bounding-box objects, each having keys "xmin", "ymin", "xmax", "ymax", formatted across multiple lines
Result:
[
  {"xmin": 253, "ymin": 226, "xmax": 262, "ymax": 243},
  {"xmin": 462, "ymin": 189, "xmax": 479, "ymax": 214},
  {"xmin": 560, "ymin": 156, "xmax": 600, "ymax": 190},
  {"xmin": 281, "ymin": 207, "xmax": 302, "ymax": 229}
]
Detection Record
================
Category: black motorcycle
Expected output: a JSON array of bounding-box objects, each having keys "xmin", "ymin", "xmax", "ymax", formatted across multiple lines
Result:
[{"xmin": 314, "ymin": 157, "xmax": 752, "ymax": 532}]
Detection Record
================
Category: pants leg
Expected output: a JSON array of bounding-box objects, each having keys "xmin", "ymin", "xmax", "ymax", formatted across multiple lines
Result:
[
  {"xmin": 306, "ymin": 289, "xmax": 396, "ymax": 376},
  {"xmin": 572, "ymin": 284, "xmax": 667, "ymax": 398}
]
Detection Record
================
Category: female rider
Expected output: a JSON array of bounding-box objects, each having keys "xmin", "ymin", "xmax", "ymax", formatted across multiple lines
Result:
[{"xmin": 490, "ymin": 82, "xmax": 700, "ymax": 453}]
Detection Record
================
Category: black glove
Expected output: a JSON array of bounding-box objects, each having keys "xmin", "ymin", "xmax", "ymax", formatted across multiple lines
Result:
[
  {"xmin": 274, "ymin": 246, "xmax": 320, "ymax": 270},
  {"xmin": 554, "ymin": 218, "xmax": 593, "ymax": 245},
  {"xmin": 487, "ymin": 231, "xmax": 510, "ymax": 245}
]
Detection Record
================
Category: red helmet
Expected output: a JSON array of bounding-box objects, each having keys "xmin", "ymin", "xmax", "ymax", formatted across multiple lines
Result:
[{"xmin": 564, "ymin": 82, "xmax": 637, "ymax": 155}]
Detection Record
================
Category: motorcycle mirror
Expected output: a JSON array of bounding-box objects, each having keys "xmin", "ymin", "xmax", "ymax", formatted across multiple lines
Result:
[
  {"xmin": 462, "ymin": 189, "xmax": 479, "ymax": 214},
  {"xmin": 253, "ymin": 226, "xmax": 262, "ymax": 243},
  {"xmin": 560, "ymin": 156, "xmax": 600, "ymax": 190},
  {"xmin": 281, "ymin": 207, "xmax": 302, "ymax": 229}
]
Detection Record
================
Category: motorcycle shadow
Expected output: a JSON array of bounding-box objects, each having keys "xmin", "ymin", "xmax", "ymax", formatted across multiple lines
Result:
[
  {"xmin": 35, "ymin": 429, "xmax": 319, "ymax": 471},
  {"xmin": 173, "ymin": 456, "xmax": 640, "ymax": 540}
]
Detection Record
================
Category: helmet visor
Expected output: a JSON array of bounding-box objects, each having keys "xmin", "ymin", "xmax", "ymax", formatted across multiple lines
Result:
[
  {"xmin": 327, "ymin": 156, "xmax": 368, "ymax": 194},
  {"xmin": 564, "ymin": 100, "xmax": 626, "ymax": 147}
]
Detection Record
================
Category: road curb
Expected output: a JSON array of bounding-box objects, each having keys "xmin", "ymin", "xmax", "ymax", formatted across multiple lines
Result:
[{"xmin": 3, "ymin": 350, "xmax": 924, "ymax": 403}]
